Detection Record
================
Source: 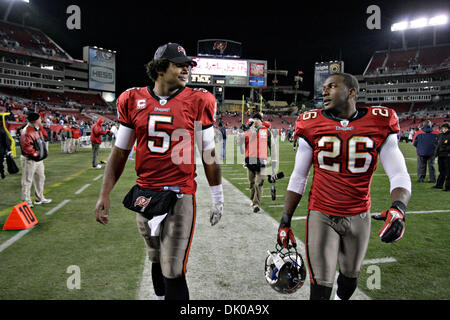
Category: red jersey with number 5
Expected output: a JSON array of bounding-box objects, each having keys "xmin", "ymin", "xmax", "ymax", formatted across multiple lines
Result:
[
  {"xmin": 116, "ymin": 86, "xmax": 216, "ymax": 194},
  {"xmin": 294, "ymin": 106, "xmax": 400, "ymax": 216}
]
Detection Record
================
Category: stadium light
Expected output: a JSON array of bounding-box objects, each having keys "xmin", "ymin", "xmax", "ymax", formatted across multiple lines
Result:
[
  {"xmin": 391, "ymin": 14, "xmax": 449, "ymax": 32},
  {"xmin": 429, "ymin": 14, "xmax": 448, "ymax": 26},
  {"xmin": 391, "ymin": 21, "xmax": 408, "ymax": 32},
  {"xmin": 409, "ymin": 17, "xmax": 428, "ymax": 29},
  {"xmin": 3, "ymin": 0, "xmax": 30, "ymax": 21}
]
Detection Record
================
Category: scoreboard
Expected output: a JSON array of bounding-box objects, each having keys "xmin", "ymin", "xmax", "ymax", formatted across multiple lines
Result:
[
  {"xmin": 188, "ymin": 57, "xmax": 267, "ymax": 88},
  {"xmin": 313, "ymin": 61, "xmax": 344, "ymax": 108}
]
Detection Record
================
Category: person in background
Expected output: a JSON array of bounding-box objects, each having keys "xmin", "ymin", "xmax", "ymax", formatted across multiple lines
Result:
[
  {"xmin": 432, "ymin": 122, "xmax": 450, "ymax": 191},
  {"xmin": 20, "ymin": 112, "xmax": 52, "ymax": 207},
  {"xmin": 90, "ymin": 117, "xmax": 107, "ymax": 169},
  {"xmin": 243, "ymin": 112, "xmax": 277, "ymax": 213},
  {"xmin": 219, "ymin": 121, "xmax": 227, "ymax": 161},
  {"xmin": 0, "ymin": 117, "xmax": 12, "ymax": 179},
  {"xmin": 413, "ymin": 120, "xmax": 439, "ymax": 183}
]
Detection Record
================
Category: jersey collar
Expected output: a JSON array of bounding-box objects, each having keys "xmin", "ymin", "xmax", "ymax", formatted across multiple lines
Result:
[
  {"xmin": 322, "ymin": 107, "xmax": 368, "ymax": 123},
  {"xmin": 147, "ymin": 86, "xmax": 185, "ymax": 104}
]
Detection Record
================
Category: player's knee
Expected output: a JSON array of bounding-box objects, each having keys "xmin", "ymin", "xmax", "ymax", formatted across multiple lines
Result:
[
  {"xmin": 161, "ymin": 257, "xmax": 184, "ymax": 279},
  {"xmin": 336, "ymin": 272, "xmax": 358, "ymax": 300}
]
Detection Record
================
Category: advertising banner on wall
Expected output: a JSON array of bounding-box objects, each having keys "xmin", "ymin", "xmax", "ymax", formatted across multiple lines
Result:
[{"xmin": 84, "ymin": 46, "xmax": 116, "ymax": 92}]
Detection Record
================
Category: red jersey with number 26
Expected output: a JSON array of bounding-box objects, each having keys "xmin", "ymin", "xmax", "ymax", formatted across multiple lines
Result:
[
  {"xmin": 294, "ymin": 106, "xmax": 400, "ymax": 216},
  {"xmin": 116, "ymin": 86, "xmax": 216, "ymax": 194}
]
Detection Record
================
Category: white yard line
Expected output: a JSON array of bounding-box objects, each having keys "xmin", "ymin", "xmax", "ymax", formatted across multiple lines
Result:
[
  {"xmin": 75, "ymin": 184, "xmax": 91, "ymax": 195},
  {"xmin": 46, "ymin": 200, "xmax": 71, "ymax": 216},
  {"xmin": 93, "ymin": 174, "xmax": 103, "ymax": 181},
  {"xmin": 1, "ymin": 199, "xmax": 71, "ymax": 253},
  {"xmin": 0, "ymin": 227, "xmax": 35, "ymax": 253},
  {"xmin": 363, "ymin": 257, "xmax": 397, "ymax": 265}
]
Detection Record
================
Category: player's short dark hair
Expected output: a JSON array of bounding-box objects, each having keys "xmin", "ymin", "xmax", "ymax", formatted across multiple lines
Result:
[
  {"xmin": 145, "ymin": 59, "xmax": 171, "ymax": 82},
  {"xmin": 332, "ymin": 72, "xmax": 359, "ymax": 97}
]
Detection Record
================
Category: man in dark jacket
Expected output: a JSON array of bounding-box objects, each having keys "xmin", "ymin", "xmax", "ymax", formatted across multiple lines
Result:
[
  {"xmin": 90, "ymin": 117, "xmax": 107, "ymax": 169},
  {"xmin": 413, "ymin": 120, "xmax": 439, "ymax": 183},
  {"xmin": 20, "ymin": 112, "xmax": 52, "ymax": 207},
  {"xmin": 0, "ymin": 117, "xmax": 12, "ymax": 179},
  {"xmin": 219, "ymin": 121, "xmax": 227, "ymax": 160},
  {"xmin": 432, "ymin": 122, "xmax": 450, "ymax": 191}
]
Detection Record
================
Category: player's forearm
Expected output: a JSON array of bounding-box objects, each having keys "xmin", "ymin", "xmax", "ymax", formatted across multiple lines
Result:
[
  {"xmin": 202, "ymin": 149, "xmax": 222, "ymax": 186},
  {"xmin": 283, "ymin": 190, "xmax": 302, "ymax": 216},
  {"xmin": 390, "ymin": 187, "xmax": 411, "ymax": 208},
  {"xmin": 99, "ymin": 146, "xmax": 129, "ymax": 197}
]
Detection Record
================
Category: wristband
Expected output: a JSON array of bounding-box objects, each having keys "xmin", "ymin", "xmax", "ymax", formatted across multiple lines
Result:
[
  {"xmin": 391, "ymin": 200, "xmax": 406, "ymax": 216},
  {"xmin": 210, "ymin": 184, "xmax": 224, "ymax": 205}
]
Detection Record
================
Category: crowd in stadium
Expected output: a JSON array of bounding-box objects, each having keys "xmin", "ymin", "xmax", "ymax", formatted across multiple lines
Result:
[{"xmin": 0, "ymin": 91, "xmax": 116, "ymax": 146}]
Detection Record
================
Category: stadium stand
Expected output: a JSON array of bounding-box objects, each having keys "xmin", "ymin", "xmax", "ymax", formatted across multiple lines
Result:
[
  {"xmin": 361, "ymin": 41, "xmax": 449, "ymax": 134},
  {"xmin": 0, "ymin": 20, "xmax": 69, "ymax": 60},
  {"xmin": 364, "ymin": 51, "xmax": 387, "ymax": 74},
  {"xmin": 0, "ymin": 20, "xmax": 115, "ymax": 142}
]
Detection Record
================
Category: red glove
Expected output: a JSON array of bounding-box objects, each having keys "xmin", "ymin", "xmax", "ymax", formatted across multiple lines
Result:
[
  {"xmin": 277, "ymin": 213, "xmax": 296, "ymax": 248},
  {"xmin": 277, "ymin": 227, "xmax": 296, "ymax": 248},
  {"xmin": 373, "ymin": 208, "xmax": 405, "ymax": 243}
]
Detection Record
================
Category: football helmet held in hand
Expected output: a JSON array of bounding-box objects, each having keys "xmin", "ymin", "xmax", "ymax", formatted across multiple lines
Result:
[{"xmin": 265, "ymin": 244, "xmax": 306, "ymax": 294}]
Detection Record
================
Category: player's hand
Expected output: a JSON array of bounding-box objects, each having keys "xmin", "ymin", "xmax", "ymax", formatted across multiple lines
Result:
[
  {"xmin": 277, "ymin": 213, "xmax": 296, "ymax": 248},
  {"xmin": 372, "ymin": 208, "xmax": 405, "ymax": 243},
  {"xmin": 210, "ymin": 202, "xmax": 223, "ymax": 226},
  {"xmin": 95, "ymin": 196, "xmax": 110, "ymax": 225}
]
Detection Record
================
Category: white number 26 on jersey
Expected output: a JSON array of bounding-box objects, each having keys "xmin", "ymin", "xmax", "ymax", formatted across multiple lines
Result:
[{"xmin": 317, "ymin": 136, "xmax": 375, "ymax": 173}]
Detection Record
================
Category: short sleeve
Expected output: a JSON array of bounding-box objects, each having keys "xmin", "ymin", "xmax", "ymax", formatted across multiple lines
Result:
[
  {"xmin": 388, "ymin": 109, "xmax": 400, "ymax": 134},
  {"xmin": 116, "ymin": 90, "xmax": 132, "ymax": 128},
  {"xmin": 294, "ymin": 114, "xmax": 305, "ymax": 139},
  {"xmin": 198, "ymin": 92, "xmax": 217, "ymax": 129}
]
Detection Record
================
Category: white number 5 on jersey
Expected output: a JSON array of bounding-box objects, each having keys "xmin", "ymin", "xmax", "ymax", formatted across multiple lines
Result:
[{"xmin": 147, "ymin": 115, "xmax": 173, "ymax": 154}]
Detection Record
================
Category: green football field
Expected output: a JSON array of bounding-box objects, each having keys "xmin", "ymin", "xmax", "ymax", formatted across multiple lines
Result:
[{"xmin": 0, "ymin": 140, "xmax": 448, "ymax": 300}]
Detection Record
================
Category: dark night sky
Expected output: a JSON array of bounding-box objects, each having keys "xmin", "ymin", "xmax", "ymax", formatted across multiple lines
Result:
[{"xmin": 1, "ymin": 0, "xmax": 449, "ymax": 100}]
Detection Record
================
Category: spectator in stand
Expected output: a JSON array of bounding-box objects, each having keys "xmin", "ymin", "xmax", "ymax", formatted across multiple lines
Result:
[
  {"xmin": 413, "ymin": 120, "xmax": 439, "ymax": 183},
  {"xmin": 90, "ymin": 117, "xmax": 107, "ymax": 169},
  {"xmin": 20, "ymin": 112, "xmax": 52, "ymax": 207},
  {"xmin": 432, "ymin": 123, "xmax": 450, "ymax": 191}
]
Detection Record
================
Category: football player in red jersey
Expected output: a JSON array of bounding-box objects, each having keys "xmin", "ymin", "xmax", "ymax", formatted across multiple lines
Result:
[
  {"xmin": 276, "ymin": 73, "xmax": 411, "ymax": 300},
  {"xmin": 94, "ymin": 43, "xmax": 223, "ymax": 300}
]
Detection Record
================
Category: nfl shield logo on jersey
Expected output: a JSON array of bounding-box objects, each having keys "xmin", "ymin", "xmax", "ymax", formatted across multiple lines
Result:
[{"xmin": 340, "ymin": 120, "xmax": 349, "ymax": 127}]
